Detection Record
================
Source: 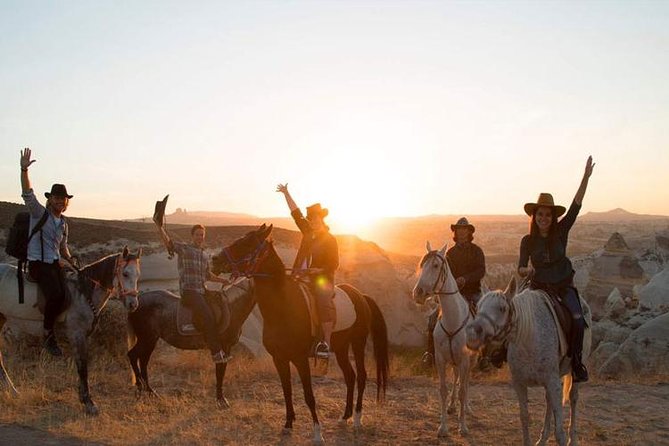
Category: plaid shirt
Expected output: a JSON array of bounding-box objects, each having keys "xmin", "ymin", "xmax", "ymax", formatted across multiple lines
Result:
[{"xmin": 172, "ymin": 241, "xmax": 210, "ymax": 294}]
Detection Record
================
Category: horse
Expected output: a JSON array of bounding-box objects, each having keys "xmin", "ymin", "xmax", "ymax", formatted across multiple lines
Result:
[
  {"xmin": 413, "ymin": 241, "xmax": 474, "ymax": 437},
  {"xmin": 465, "ymin": 277, "xmax": 592, "ymax": 446},
  {"xmin": 126, "ymin": 276, "xmax": 255, "ymax": 408},
  {"xmin": 210, "ymin": 224, "xmax": 389, "ymax": 444},
  {"xmin": 0, "ymin": 247, "xmax": 141, "ymax": 415}
]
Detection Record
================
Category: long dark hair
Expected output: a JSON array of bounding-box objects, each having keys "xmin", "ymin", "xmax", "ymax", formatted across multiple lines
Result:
[{"xmin": 528, "ymin": 207, "xmax": 559, "ymax": 240}]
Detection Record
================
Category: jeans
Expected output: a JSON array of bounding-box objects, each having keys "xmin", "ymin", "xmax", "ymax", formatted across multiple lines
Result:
[{"xmin": 182, "ymin": 290, "xmax": 222, "ymax": 355}]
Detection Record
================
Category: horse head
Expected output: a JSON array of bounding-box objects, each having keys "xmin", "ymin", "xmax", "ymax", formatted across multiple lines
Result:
[
  {"xmin": 211, "ymin": 224, "xmax": 274, "ymax": 277},
  {"xmin": 412, "ymin": 241, "xmax": 451, "ymax": 304},
  {"xmin": 465, "ymin": 276, "xmax": 516, "ymax": 351},
  {"xmin": 116, "ymin": 246, "xmax": 142, "ymax": 312}
]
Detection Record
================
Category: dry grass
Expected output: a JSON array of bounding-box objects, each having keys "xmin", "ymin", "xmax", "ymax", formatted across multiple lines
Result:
[{"xmin": 1, "ymin": 340, "xmax": 668, "ymax": 445}]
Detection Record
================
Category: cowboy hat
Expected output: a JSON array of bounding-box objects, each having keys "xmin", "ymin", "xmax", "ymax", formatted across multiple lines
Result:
[
  {"xmin": 450, "ymin": 217, "xmax": 475, "ymax": 233},
  {"xmin": 44, "ymin": 184, "xmax": 73, "ymax": 199},
  {"xmin": 306, "ymin": 203, "xmax": 328, "ymax": 219},
  {"xmin": 524, "ymin": 193, "xmax": 566, "ymax": 217}
]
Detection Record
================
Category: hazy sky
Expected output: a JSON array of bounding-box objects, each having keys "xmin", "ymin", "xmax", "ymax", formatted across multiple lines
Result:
[{"xmin": 1, "ymin": 1, "xmax": 668, "ymax": 232}]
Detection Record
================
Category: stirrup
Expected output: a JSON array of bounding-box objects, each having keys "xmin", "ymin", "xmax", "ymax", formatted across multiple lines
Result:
[
  {"xmin": 315, "ymin": 342, "xmax": 330, "ymax": 359},
  {"xmin": 421, "ymin": 351, "xmax": 434, "ymax": 367},
  {"xmin": 572, "ymin": 362, "xmax": 589, "ymax": 383},
  {"xmin": 212, "ymin": 350, "xmax": 232, "ymax": 364}
]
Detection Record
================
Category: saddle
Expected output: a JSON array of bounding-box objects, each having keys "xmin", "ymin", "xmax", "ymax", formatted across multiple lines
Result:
[{"xmin": 176, "ymin": 290, "xmax": 231, "ymax": 336}]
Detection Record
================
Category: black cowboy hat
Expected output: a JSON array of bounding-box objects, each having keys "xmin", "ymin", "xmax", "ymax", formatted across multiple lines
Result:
[
  {"xmin": 45, "ymin": 184, "xmax": 73, "ymax": 199},
  {"xmin": 450, "ymin": 217, "xmax": 475, "ymax": 233},
  {"xmin": 524, "ymin": 193, "xmax": 566, "ymax": 218},
  {"xmin": 306, "ymin": 203, "xmax": 328, "ymax": 219}
]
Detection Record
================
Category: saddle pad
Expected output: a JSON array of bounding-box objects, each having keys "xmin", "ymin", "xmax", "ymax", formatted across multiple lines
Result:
[
  {"xmin": 176, "ymin": 303, "xmax": 199, "ymax": 336},
  {"xmin": 296, "ymin": 283, "xmax": 357, "ymax": 335},
  {"xmin": 538, "ymin": 292, "xmax": 568, "ymax": 358}
]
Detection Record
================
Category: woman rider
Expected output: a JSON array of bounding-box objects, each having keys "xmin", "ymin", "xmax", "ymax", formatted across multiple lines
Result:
[
  {"xmin": 518, "ymin": 156, "xmax": 595, "ymax": 382},
  {"xmin": 276, "ymin": 184, "xmax": 339, "ymax": 359}
]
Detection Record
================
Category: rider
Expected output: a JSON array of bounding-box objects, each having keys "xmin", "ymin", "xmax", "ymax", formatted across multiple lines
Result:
[
  {"xmin": 20, "ymin": 148, "xmax": 76, "ymax": 357},
  {"xmin": 422, "ymin": 217, "xmax": 486, "ymax": 367},
  {"xmin": 518, "ymin": 156, "xmax": 595, "ymax": 383},
  {"xmin": 154, "ymin": 217, "xmax": 231, "ymax": 364},
  {"xmin": 276, "ymin": 184, "xmax": 339, "ymax": 359}
]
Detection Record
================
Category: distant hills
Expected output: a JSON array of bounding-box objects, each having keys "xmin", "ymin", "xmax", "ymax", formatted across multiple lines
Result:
[{"xmin": 581, "ymin": 208, "xmax": 669, "ymax": 221}]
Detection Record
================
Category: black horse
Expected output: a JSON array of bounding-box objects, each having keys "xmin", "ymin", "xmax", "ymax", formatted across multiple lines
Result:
[
  {"xmin": 126, "ymin": 261, "xmax": 258, "ymax": 407},
  {"xmin": 211, "ymin": 224, "xmax": 389, "ymax": 443}
]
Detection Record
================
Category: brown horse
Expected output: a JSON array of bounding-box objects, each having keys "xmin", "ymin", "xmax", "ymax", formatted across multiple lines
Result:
[{"xmin": 211, "ymin": 225, "xmax": 389, "ymax": 443}]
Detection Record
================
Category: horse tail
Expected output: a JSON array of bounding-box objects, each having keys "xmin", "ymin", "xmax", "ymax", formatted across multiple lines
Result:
[
  {"xmin": 364, "ymin": 294, "xmax": 389, "ymax": 402},
  {"xmin": 562, "ymin": 373, "xmax": 572, "ymax": 406}
]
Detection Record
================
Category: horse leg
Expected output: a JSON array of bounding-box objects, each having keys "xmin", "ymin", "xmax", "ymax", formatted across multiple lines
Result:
[
  {"xmin": 545, "ymin": 377, "xmax": 567, "ymax": 446},
  {"xmin": 216, "ymin": 362, "xmax": 230, "ymax": 409},
  {"xmin": 436, "ymin": 357, "xmax": 449, "ymax": 437},
  {"xmin": 272, "ymin": 356, "xmax": 296, "ymax": 432},
  {"xmin": 137, "ymin": 335, "xmax": 159, "ymax": 397},
  {"xmin": 512, "ymin": 381, "xmax": 531, "ymax": 446},
  {"xmin": 68, "ymin": 329, "xmax": 98, "ymax": 415},
  {"xmin": 457, "ymin": 358, "xmax": 470, "ymax": 435},
  {"xmin": 293, "ymin": 356, "xmax": 324, "ymax": 444},
  {"xmin": 351, "ymin": 337, "xmax": 368, "ymax": 430},
  {"xmin": 567, "ymin": 381, "xmax": 579, "ymax": 446},
  {"xmin": 0, "ymin": 316, "xmax": 18, "ymax": 395},
  {"xmin": 334, "ymin": 343, "xmax": 355, "ymax": 423},
  {"xmin": 537, "ymin": 391, "xmax": 553, "ymax": 446},
  {"xmin": 447, "ymin": 365, "xmax": 458, "ymax": 415}
]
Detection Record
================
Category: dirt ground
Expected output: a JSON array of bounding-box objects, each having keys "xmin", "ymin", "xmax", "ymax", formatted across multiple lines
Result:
[{"xmin": 1, "ymin": 346, "xmax": 668, "ymax": 446}]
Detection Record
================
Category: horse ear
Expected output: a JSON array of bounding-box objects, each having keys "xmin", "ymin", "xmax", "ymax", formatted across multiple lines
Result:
[
  {"xmin": 122, "ymin": 245, "xmax": 129, "ymax": 259},
  {"xmin": 503, "ymin": 276, "xmax": 517, "ymax": 300},
  {"xmin": 439, "ymin": 243, "xmax": 448, "ymax": 256},
  {"xmin": 426, "ymin": 241, "xmax": 432, "ymax": 252},
  {"xmin": 259, "ymin": 223, "xmax": 267, "ymax": 230}
]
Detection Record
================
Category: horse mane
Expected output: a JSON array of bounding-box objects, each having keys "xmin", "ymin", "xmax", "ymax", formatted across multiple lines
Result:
[
  {"xmin": 75, "ymin": 253, "xmax": 120, "ymax": 296},
  {"xmin": 510, "ymin": 289, "xmax": 543, "ymax": 345}
]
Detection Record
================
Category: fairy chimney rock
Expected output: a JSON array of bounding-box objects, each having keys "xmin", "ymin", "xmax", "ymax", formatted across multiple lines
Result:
[{"xmin": 586, "ymin": 232, "xmax": 646, "ymax": 320}]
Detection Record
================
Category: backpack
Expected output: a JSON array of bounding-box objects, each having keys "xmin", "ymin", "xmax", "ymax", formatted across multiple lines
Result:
[
  {"xmin": 5, "ymin": 210, "xmax": 49, "ymax": 304},
  {"xmin": 5, "ymin": 210, "xmax": 49, "ymax": 261}
]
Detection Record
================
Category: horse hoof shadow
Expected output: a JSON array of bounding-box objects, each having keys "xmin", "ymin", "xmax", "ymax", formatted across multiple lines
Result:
[
  {"xmin": 217, "ymin": 397, "xmax": 230, "ymax": 410},
  {"xmin": 85, "ymin": 405, "xmax": 99, "ymax": 417}
]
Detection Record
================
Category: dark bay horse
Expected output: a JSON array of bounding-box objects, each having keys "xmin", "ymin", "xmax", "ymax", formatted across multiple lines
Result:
[
  {"xmin": 126, "ymin": 276, "xmax": 255, "ymax": 407},
  {"xmin": 211, "ymin": 225, "xmax": 389, "ymax": 443},
  {"xmin": 0, "ymin": 247, "xmax": 141, "ymax": 415}
]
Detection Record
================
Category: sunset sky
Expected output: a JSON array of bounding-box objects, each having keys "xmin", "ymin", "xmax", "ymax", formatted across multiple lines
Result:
[{"xmin": 1, "ymin": 1, "xmax": 668, "ymax": 233}]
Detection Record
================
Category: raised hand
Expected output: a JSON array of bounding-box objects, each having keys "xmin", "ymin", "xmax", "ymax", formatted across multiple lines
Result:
[
  {"xmin": 584, "ymin": 156, "xmax": 595, "ymax": 179},
  {"xmin": 20, "ymin": 147, "xmax": 36, "ymax": 170},
  {"xmin": 276, "ymin": 183, "xmax": 289, "ymax": 194}
]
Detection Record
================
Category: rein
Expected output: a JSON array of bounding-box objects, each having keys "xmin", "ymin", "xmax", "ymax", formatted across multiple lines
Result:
[
  {"xmin": 220, "ymin": 239, "xmax": 272, "ymax": 279},
  {"xmin": 424, "ymin": 250, "xmax": 469, "ymax": 365},
  {"xmin": 480, "ymin": 296, "xmax": 515, "ymax": 343}
]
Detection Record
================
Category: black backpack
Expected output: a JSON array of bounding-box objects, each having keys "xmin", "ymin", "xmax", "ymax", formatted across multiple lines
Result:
[{"xmin": 5, "ymin": 210, "xmax": 49, "ymax": 303}]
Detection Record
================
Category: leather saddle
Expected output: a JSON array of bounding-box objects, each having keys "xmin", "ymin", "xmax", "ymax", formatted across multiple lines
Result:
[
  {"xmin": 540, "ymin": 288, "xmax": 575, "ymax": 356},
  {"xmin": 177, "ymin": 290, "xmax": 231, "ymax": 336}
]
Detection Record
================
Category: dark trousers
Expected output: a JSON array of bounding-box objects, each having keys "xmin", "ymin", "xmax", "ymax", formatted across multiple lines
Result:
[
  {"xmin": 28, "ymin": 260, "xmax": 67, "ymax": 332},
  {"xmin": 562, "ymin": 287, "xmax": 586, "ymax": 362},
  {"xmin": 182, "ymin": 290, "xmax": 222, "ymax": 355}
]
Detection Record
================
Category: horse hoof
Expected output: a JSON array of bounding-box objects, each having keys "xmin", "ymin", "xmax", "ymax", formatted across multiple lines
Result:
[
  {"xmin": 437, "ymin": 426, "xmax": 449, "ymax": 438},
  {"xmin": 459, "ymin": 425, "xmax": 469, "ymax": 436},
  {"xmin": 281, "ymin": 427, "xmax": 292, "ymax": 436},
  {"xmin": 85, "ymin": 405, "xmax": 99, "ymax": 416},
  {"xmin": 217, "ymin": 397, "xmax": 230, "ymax": 410},
  {"xmin": 313, "ymin": 434, "xmax": 324, "ymax": 444},
  {"xmin": 337, "ymin": 418, "xmax": 349, "ymax": 426}
]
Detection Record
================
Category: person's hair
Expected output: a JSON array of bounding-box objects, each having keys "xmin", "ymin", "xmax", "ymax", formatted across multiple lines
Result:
[
  {"xmin": 529, "ymin": 208, "xmax": 558, "ymax": 239},
  {"xmin": 452, "ymin": 228, "xmax": 473, "ymax": 243},
  {"xmin": 191, "ymin": 224, "xmax": 206, "ymax": 235}
]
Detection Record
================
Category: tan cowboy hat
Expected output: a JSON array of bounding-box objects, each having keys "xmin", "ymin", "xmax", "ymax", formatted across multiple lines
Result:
[
  {"xmin": 306, "ymin": 203, "xmax": 328, "ymax": 219},
  {"xmin": 524, "ymin": 193, "xmax": 566, "ymax": 217},
  {"xmin": 450, "ymin": 217, "xmax": 475, "ymax": 233}
]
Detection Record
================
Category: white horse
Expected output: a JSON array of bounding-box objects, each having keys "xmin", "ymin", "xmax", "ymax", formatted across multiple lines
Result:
[
  {"xmin": 0, "ymin": 247, "xmax": 141, "ymax": 415},
  {"xmin": 465, "ymin": 277, "xmax": 592, "ymax": 446},
  {"xmin": 413, "ymin": 241, "xmax": 474, "ymax": 437}
]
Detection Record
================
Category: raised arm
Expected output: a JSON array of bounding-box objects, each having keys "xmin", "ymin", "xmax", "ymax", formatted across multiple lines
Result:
[
  {"xmin": 20, "ymin": 147, "xmax": 36, "ymax": 193},
  {"xmin": 276, "ymin": 183, "xmax": 299, "ymax": 213},
  {"xmin": 573, "ymin": 156, "xmax": 595, "ymax": 206}
]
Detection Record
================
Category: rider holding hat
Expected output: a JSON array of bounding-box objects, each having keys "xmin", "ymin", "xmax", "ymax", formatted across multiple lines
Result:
[
  {"xmin": 518, "ymin": 156, "xmax": 595, "ymax": 382},
  {"xmin": 20, "ymin": 148, "xmax": 75, "ymax": 357}
]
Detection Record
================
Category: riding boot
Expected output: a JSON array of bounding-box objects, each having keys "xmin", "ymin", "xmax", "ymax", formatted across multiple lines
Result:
[
  {"xmin": 422, "ymin": 309, "xmax": 438, "ymax": 368},
  {"xmin": 571, "ymin": 316, "xmax": 588, "ymax": 382},
  {"xmin": 43, "ymin": 330, "xmax": 63, "ymax": 357}
]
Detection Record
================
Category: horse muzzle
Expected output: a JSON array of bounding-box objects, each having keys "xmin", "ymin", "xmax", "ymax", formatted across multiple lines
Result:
[{"xmin": 412, "ymin": 287, "xmax": 427, "ymax": 304}]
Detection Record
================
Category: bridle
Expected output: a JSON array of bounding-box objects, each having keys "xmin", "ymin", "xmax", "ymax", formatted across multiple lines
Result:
[
  {"xmin": 421, "ymin": 250, "xmax": 469, "ymax": 364},
  {"xmin": 477, "ymin": 293, "xmax": 515, "ymax": 343},
  {"xmin": 219, "ymin": 237, "xmax": 271, "ymax": 279}
]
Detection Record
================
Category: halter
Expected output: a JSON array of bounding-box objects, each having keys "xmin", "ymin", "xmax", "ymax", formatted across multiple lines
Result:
[
  {"xmin": 478, "ymin": 294, "xmax": 515, "ymax": 343},
  {"xmin": 220, "ymin": 238, "xmax": 271, "ymax": 279},
  {"xmin": 422, "ymin": 250, "xmax": 469, "ymax": 365}
]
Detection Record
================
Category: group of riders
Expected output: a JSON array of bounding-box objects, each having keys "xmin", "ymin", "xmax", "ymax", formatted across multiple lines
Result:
[{"xmin": 17, "ymin": 146, "xmax": 593, "ymax": 383}]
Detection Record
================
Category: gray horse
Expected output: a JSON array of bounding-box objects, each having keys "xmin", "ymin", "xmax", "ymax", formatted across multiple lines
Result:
[
  {"xmin": 465, "ymin": 277, "xmax": 591, "ymax": 446},
  {"xmin": 0, "ymin": 247, "xmax": 141, "ymax": 415}
]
